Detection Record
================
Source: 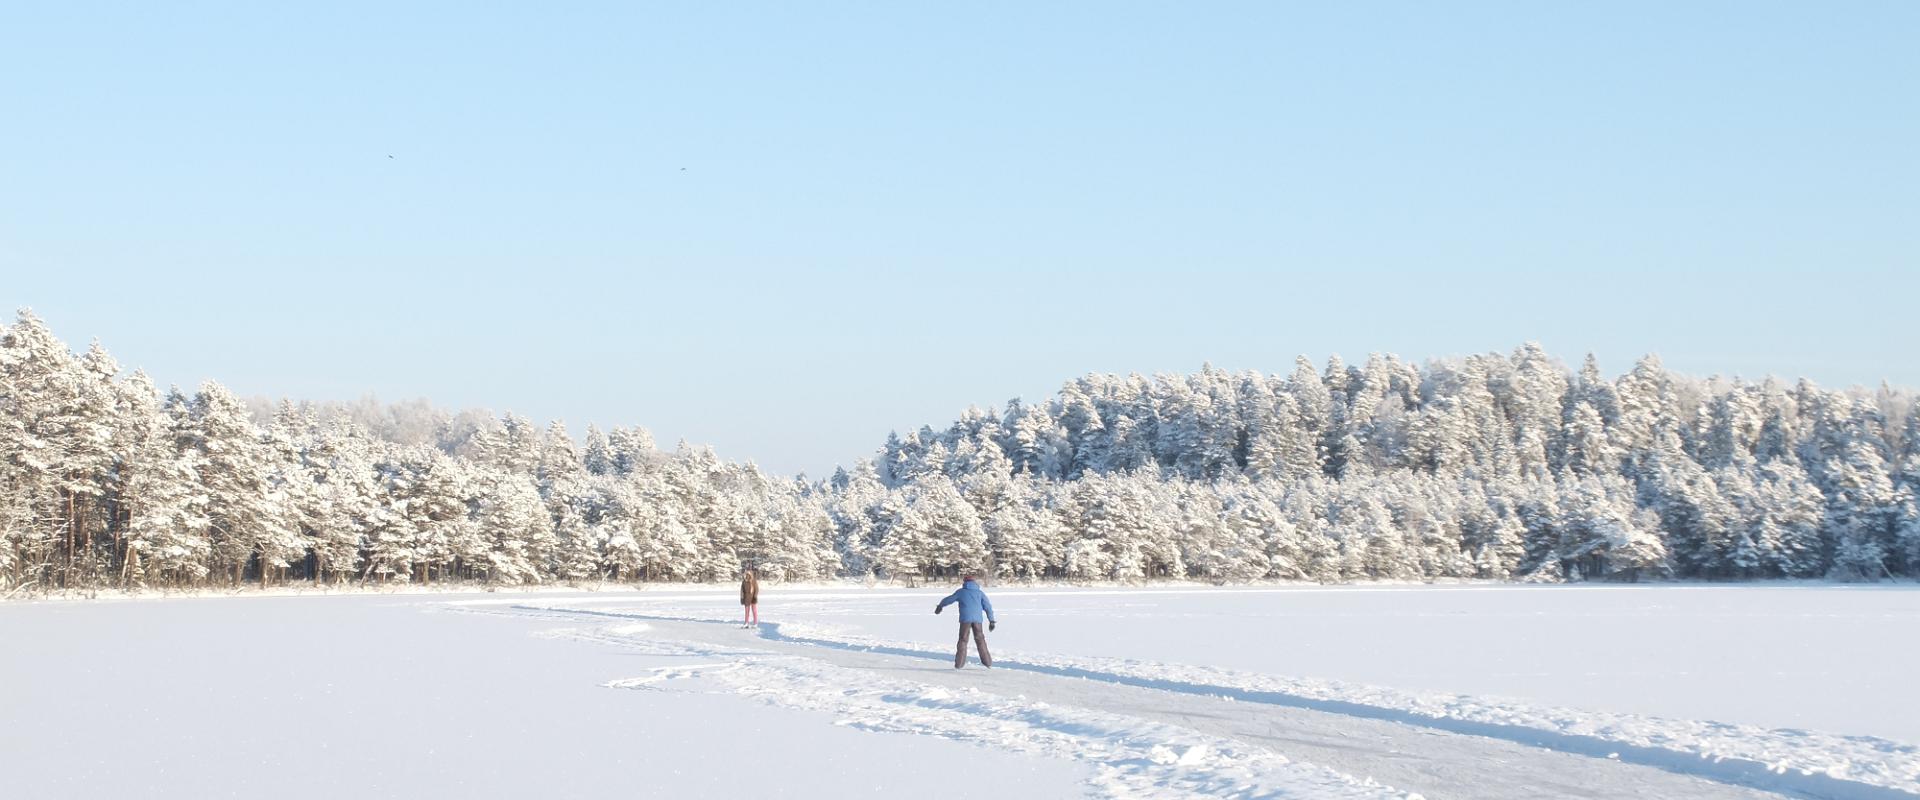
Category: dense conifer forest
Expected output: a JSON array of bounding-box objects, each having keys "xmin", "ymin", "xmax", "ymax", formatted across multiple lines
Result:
[{"xmin": 4, "ymin": 310, "xmax": 1915, "ymax": 593}]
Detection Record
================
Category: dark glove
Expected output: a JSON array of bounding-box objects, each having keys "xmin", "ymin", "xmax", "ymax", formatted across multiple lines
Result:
[
  {"xmin": 934, "ymin": 604, "xmax": 942, "ymax": 614},
  {"xmin": 989, "ymin": 621, "xmax": 997, "ymax": 632}
]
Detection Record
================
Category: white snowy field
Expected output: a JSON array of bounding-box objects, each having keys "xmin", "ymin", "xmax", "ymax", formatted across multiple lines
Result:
[
  {"xmin": 0, "ymin": 593, "xmax": 1083, "ymax": 800},
  {"xmin": 685, "ymin": 583, "xmax": 1920, "ymax": 743},
  {"xmin": 7, "ymin": 584, "xmax": 1920, "ymax": 799}
]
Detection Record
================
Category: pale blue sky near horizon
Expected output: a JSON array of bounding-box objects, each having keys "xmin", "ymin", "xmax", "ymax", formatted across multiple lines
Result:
[{"xmin": 2, "ymin": 2, "xmax": 1916, "ymax": 476}]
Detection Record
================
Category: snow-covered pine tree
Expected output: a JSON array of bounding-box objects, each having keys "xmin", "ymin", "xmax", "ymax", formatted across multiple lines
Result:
[
  {"xmin": 187, "ymin": 382, "xmax": 301, "ymax": 584},
  {"xmin": 117, "ymin": 373, "xmax": 211, "ymax": 586},
  {"xmin": 582, "ymin": 424, "xmax": 613, "ymax": 476}
]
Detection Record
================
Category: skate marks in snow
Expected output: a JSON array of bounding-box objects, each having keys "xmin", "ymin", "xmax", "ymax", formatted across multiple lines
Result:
[
  {"xmin": 528, "ymin": 617, "xmax": 1410, "ymax": 800},
  {"xmin": 753, "ymin": 620, "xmax": 1920, "ymax": 800},
  {"xmin": 490, "ymin": 608, "xmax": 1779, "ymax": 800},
  {"xmin": 493, "ymin": 602, "xmax": 1920, "ymax": 800},
  {"xmin": 758, "ymin": 628, "xmax": 1920, "ymax": 800}
]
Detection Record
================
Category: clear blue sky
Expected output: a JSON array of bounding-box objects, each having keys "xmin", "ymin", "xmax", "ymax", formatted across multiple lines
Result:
[{"xmin": 3, "ymin": 2, "xmax": 1915, "ymax": 477}]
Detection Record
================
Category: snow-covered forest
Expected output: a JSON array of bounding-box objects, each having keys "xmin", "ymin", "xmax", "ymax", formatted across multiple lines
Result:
[{"xmin": 4, "ymin": 309, "xmax": 1917, "ymax": 592}]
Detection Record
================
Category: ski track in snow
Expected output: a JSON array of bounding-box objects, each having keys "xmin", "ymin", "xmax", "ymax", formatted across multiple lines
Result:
[
  {"xmin": 738, "ymin": 621, "xmax": 1920, "ymax": 800},
  {"xmin": 536, "ymin": 621, "xmax": 1409, "ymax": 800},
  {"xmin": 462, "ymin": 601, "xmax": 1920, "ymax": 800}
]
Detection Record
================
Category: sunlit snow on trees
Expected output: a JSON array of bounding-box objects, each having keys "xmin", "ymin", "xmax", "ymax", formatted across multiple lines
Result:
[{"xmin": 3, "ymin": 310, "xmax": 1917, "ymax": 592}]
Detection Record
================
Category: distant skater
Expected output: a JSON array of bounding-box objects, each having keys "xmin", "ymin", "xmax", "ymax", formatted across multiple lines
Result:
[
  {"xmin": 740, "ymin": 568, "xmax": 759, "ymax": 628},
  {"xmin": 935, "ymin": 575, "xmax": 996, "ymax": 668}
]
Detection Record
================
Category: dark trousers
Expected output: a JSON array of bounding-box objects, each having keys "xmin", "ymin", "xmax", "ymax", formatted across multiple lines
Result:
[{"xmin": 955, "ymin": 622, "xmax": 991, "ymax": 668}]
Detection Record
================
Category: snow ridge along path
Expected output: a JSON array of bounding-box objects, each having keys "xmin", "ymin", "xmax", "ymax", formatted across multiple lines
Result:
[{"xmin": 468, "ymin": 600, "xmax": 1918, "ymax": 800}]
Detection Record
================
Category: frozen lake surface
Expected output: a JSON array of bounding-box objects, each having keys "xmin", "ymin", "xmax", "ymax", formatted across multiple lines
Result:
[
  {"xmin": 732, "ymin": 583, "xmax": 1920, "ymax": 742},
  {"xmin": 0, "ymin": 593, "xmax": 1081, "ymax": 800},
  {"xmin": 6, "ymin": 583, "xmax": 1918, "ymax": 799}
]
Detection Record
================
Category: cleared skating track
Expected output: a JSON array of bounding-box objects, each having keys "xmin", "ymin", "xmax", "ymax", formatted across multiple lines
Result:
[{"xmin": 481, "ymin": 603, "xmax": 1846, "ymax": 800}]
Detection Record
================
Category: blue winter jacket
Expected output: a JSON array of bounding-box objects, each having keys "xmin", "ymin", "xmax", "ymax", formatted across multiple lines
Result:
[{"xmin": 937, "ymin": 579, "xmax": 996, "ymax": 624}]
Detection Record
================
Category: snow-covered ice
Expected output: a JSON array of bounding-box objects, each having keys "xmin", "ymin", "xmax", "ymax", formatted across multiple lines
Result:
[
  {"xmin": 7, "ymin": 583, "xmax": 1919, "ymax": 799},
  {"xmin": 0, "ymin": 594, "xmax": 1082, "ymax": 800},
  {"xmin": 689, "ymin": 583, "xmax": 1920, "ymax": 742}
]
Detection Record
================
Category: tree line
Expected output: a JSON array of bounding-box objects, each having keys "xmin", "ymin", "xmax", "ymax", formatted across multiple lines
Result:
[{"xmin": 4, "ymin": 310, "xmax": 1916, "ymax": 593}]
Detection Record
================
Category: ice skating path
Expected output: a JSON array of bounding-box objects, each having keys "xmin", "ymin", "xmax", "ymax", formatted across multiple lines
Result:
[{"xmin": 466, "ymin": 603, "xmax": 1895, "ymax": 800}]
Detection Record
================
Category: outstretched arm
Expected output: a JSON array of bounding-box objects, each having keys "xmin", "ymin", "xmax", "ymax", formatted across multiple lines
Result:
[{"xmin": 935, "ymin": 590, "xmax": 960, "ymax": 614}]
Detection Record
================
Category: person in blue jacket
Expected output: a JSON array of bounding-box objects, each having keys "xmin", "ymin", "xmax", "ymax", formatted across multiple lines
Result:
[{"xmin": 935, "ymin": 575, "xmax": 996, "ymax": 668}]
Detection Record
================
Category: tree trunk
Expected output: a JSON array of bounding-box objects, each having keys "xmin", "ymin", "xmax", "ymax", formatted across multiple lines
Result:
[
  {"xmin": 109, "ymin": 505, "xmax": 124, "ymax": 589},
  {"xmin": 64, "ymin": 491, "xmax": 75, "ymax": 587}
]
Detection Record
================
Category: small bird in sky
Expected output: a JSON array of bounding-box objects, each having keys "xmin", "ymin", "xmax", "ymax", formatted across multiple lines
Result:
[
  {"xmin": 679, "ymin": 167, "xmax": 686, "ymax": 171},
  {"xmin": 388, "ymin": 155, "xmax": 394, "ymax": 159}
]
